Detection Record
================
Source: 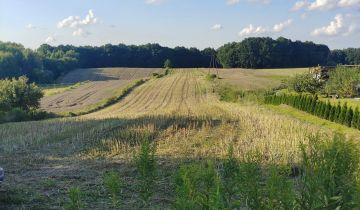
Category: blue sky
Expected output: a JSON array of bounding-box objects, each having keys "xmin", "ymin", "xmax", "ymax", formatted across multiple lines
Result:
[{"xmin": 0, "ymin": 0, "xmax": 359, "ymax": 50}]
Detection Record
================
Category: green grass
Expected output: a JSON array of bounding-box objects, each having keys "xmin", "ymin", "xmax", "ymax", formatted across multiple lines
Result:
[{"xmin": 266, "ymin": 104, "xmax": 360, "ymax": 138}]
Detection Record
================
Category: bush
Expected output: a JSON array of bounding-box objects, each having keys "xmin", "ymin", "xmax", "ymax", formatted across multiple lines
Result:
[
  {"xmin": 287, "ymin": 73, "xmax": 324, "ymax": 94},
  {"xmin": 103, "ymin": 170, "xmax": 122, "ymax": 208},
  {"xmin": 0, "ymin": 76, "xmax": 43, "ymax": 111},
  {"xmin": 265, "ymin": 93, "xmax": 360, "ymax": 130},
  {"xmin": 325, "ymin": 66, "xmax": 360, "ymax": 98},
  {"xmin": 299, "ymin": 134, "xmax": 360, "ymax": 209},
  {"xmin": 134, "ymin": 135, "xmax": 157, "ymax": 204},
  {"xmin": 218, "ymin": 86, "xmax": 245, "ymax": 102},
  {"xmin": 66, "ymin": 187, "xmax": 83, "ymax": 210},
  {"xmin": 206, "ymin": 74, "xmax": 217, "ymax": 81},
  {"xmin": 174, "ymin": 161, "xmax": 223, "ymax": 209}
]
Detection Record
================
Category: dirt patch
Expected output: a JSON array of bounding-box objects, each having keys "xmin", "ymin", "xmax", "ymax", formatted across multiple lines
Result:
[{"xmin": 40, "ymin": 80, "xmax": 130, "ymax": 113}]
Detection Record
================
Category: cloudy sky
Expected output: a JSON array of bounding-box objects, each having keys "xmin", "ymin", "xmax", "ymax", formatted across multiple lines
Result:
[{"xmin": 0, "ymin": 0, "xmax": 359, "ymax": 49}]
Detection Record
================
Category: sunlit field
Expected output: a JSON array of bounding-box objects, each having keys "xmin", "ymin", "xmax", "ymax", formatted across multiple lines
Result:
[{"xmin": 2, "ymin": 69, "xmax": 358, "ymax": 209}]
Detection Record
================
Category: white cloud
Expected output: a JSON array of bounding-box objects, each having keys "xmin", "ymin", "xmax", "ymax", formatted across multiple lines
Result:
[
  {"xmin": 45, "ymin": 36, "xmax": 56, "ymax": 43},
  {"xmin": 343, "ymin": 23, "xmax": 358, "ymax": 35},
  {"xmin": 57, "ymin": 9, "xmax": 97, "ymax": 29},
  {"xmin": 249, "ymin": 0, "xmax": 271, "ymax": 4},
  {"xmin": 226, "ymin": 0, "xmax": 240, "ymax": 5},
  {"xmin": 72, "ymin": 28, "xmax": 90, "ymax": 37},
  {"xmin": 273, "ymin": 19, "xmax": 293, "ymax": 32},
  {"xmin": 308, "ymin": 0, "xmax": 337, "ymax": 10},
  {"xmin": 239, "ymin": 24, "xmax": 267, "ymax": 36},
  {"xmin": 145, "ymin": 0, "xmax": 163, "ymax": 4},
  {"xmin": 293, "ymin": 0, "xmax": 360, "ymax": 11},
  {"xmin": 338, "ymin": 0, "xmax": 360, "ymax": 7},
  {"xmin": 211, "ymin": 24, "xmax": 223, "ymax": 31},
  {"xmin": 292, "ymin": 1, "xmax": 309, "ymax": 11},
  {"xmin": 226, "ymin": 0, "xmax": 270, "ymax": 5},
  {"xmin": 312, "ymin": 14, "xmax": 344, "ymax": 36},
  {"xmin": 26, "ymin": 24, "xmax": 36, "ymax": 29},
  {"xmin": 301, "ymin": 13, "xmax": 308, "ymax": 19}
]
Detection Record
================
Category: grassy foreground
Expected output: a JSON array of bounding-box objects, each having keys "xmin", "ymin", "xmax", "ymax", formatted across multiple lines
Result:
[{"xmin": 1, "ymin": 69, "xmax": 359, "ymax": 209}]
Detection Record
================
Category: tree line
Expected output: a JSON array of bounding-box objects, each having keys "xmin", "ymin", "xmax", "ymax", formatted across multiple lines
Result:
[
  {"xmin": 1, "ymin": 37, "xmax": 360, "ymax": 83},
  {"xmin": 217, "ymin": 37, "xmax": 360, "ymax": 68},
  {"xmin": 264, "ymin": 94, "xmax": 360, "ymax": 130}
]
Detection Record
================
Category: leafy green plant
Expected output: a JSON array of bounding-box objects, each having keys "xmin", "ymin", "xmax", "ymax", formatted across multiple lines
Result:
[
  {"xmin": 286, "ymin": 73, "xmax": 324, "ymax": 94},
  {"xmin": 66, "ymin": 187, "xmax": 83, "ymax": 210},
  {"xmin": 237, "ymin": 152, "xmax": 264, "ymax": 210},
  {"xmin": 264, "ymin": 166, "xmax": 296, "ymax": 210},
  {"xmin": 221, "ymin": 144, "xmax": 240, "ymax": 208},
  {"xmin": 134, "ymin": 135, "xmax": 157, "ymax": 204},
  {"xmin": 103, "ymin": 170, "xmax": 122, "ymax": 208},
  {"xmin": 299, "ymin": 134, "xmax": 360, "ymax": 209},
  {"xmin": 325, "ymin": 66, "xmax": 360, "ymax": 98},
  {"xmin": 174, "ymin": 161, "xmax": 224, "ymax": 210}
]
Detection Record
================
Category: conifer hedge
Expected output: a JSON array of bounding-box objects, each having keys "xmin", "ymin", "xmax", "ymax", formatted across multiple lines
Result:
[{"xmin": 264, "ymin": 94, "xmax": 360, "ymax": 130}]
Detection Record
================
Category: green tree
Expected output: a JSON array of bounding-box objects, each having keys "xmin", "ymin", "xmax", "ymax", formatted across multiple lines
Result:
[
  {"xmin": 325, "ymin": 66, "xmax": 360, "ymax": 98},
  {"xmin": 334, "ymin": 102, "xmax": 342, "ymax": 123},
  {"xmin": 287, "ymin": 73, "xmax": 324, "ymax": 94},
  {"xmin": 329, "ymin": 105, "xmax": 336, "ymax": 122},
  {"xmin": 352, "ymin": 107, "xmax": 359, "ymax": 129},
  {"xmin": 164, "ymin": 59, "xmax": 173, "ymax": 69},
  {"xmin": 339, "ymin": 103, "xmax": 348, "ymax": 125},
  {"xmin": 345, "ymin": 107, "xmax": 354, "ymax": 127},
  {"xmin": 0, "ymin": 76, "xmax": 43, "ymax": 111}
]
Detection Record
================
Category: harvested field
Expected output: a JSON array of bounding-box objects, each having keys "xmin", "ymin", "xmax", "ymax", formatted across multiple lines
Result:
[
  {"xmin": 60, "ymin": 67, "xmax": 162, "ymax": 83},
  {"xmin": 40, "ymin": 80, "xmax": 130, "ymax": 113},
  {"xmin": 207, "ymin": 68, "xmax": 308, "ymax": 90},
  {"xmin": 1, "ymin": 69, "xmax": 359, "ymax": 209},
  {"xmin": 41, "ymin": 68, "xmax": 162, "ymax": 113}
]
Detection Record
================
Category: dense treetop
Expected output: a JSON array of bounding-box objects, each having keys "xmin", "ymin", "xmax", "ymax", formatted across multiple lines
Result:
[{"xmin": 0, "ymin": 37, "xmax": 359, "ymax": 83}]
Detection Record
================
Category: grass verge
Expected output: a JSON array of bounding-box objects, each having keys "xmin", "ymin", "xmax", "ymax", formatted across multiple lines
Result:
[{"xmin": 266, "ymin": 104, "xmax": 360, "ymax": 138}]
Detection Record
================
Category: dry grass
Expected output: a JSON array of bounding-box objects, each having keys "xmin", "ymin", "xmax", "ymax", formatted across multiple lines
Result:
[
  {"xmin": 204, "ymin": 68, "xmax": 308, "ymax": 90},
  {"xmin": 1, "ymin": 68, "xmax": 356, "ymax": 209},
  {"xmin": 40, "ymin": 68, "xmax": 162, "ymax": 113},
  {"xmin": 60, "ymin": 67, "xmax": 162, "ymax": 83}
]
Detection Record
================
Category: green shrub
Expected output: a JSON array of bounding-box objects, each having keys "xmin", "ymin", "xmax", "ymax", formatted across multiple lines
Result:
[
  {"xmin": 206, "ymin": 74, "xmax": 217, "ymax": 81},
  {"xmin": 174, "ymin": 161, "xmax": 224, "ymax": 210},
  {"xmin": 325, "ymin": 66, "xmax": 360, "ymax": 98},
  {"xmin": 339, "ymin": 102, "xmax": 348, "ymax": 125},
  {"xmin": 218, "ymin": 86, "xmax": 245, "ymax": 102},
  {"xmin": 134, "ymin": 135, "xmax": 157, "ymax": 204},
  {"xmin": 103, "ymin": 170, "xmax": 122, "ymax": 208},
  {"xmin": 352, "ymin": 107, "xmax": 360, "ymax": 129},
  {"xmin": 287, "ymin": 73, "xmax": 324, "ymax": 94},
  {"xmin": 299, "ymin": 134, "xmax": 360, "ymax": 209},
  {"xmin": 237, "ymin": 152, "xmax": 264, "ymax": 210},
  {"xmin": 221, "ymin": 144, "xmax": 240, "ymax": 208},
  {"xmin": 66, "ymin": 187, "xmax": 83, "ymax": 210},
  {"xmin": 264, "ymin": 166, "xmax": 296, "ymax": 210}
]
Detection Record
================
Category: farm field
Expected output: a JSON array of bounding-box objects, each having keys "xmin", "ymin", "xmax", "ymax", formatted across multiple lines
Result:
[
  {"xmin": 206, "ymin": 68, "xmax": 308, "ymax": 90},
  {"xmin": 1, "ymin": 69, "xmax": 359, "ymax": 209},
  {"xmin": 59, "ymin": 67, "xmax": 162, "ymax": 83},
  {"xmin": 40, "ymin": 68, "xmax": 161, "ymax": 113}
]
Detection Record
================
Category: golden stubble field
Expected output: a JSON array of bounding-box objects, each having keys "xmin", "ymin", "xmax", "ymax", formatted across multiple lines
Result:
[
  {"xmin": 1, "ymin": 69, "xmax": 358, "ymax": 209},
  {"xmin": 40, "ymin": 68, "xmax": 162, "ymax": 114}
]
